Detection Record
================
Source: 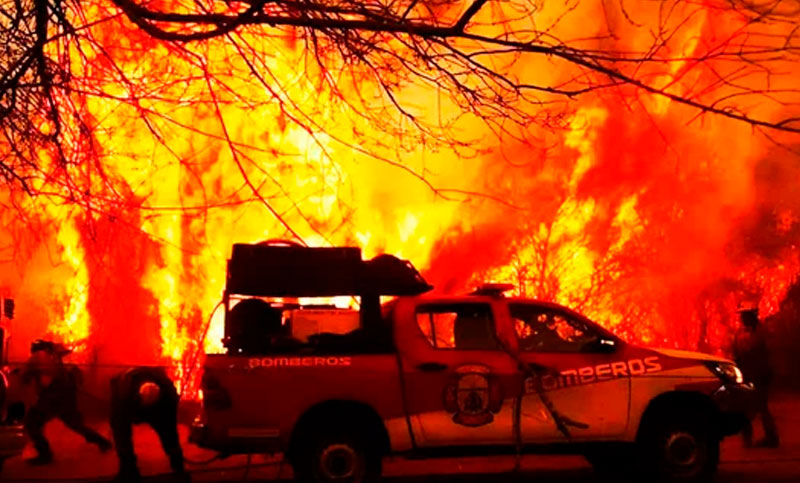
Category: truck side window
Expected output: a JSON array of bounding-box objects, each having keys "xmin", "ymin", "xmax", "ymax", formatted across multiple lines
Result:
[
  {"xmin": 415, "ymin": 304, "xmax": 498, "ymax": 350},
  {"xmin": 510, "ymin": 304, "xmax": 598, "ymax": 353}
]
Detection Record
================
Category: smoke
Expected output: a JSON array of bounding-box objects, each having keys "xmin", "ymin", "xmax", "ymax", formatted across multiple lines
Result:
[
  {"xmin": 731, "ymin": 144, "xmax": 800, "ymax": 260},
  {"xmin": 423, "ymin": 93, "xmax": 799, "ymax": 356}
]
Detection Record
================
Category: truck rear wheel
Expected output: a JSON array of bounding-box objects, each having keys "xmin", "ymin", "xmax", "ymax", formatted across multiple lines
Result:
[
  {"xmin": 639, "ymin": 410, "xmax": 719, "ymax": 482},
  {"xmin": 293, "ymin": 429, "xmax": 381, "ymax": 483}
]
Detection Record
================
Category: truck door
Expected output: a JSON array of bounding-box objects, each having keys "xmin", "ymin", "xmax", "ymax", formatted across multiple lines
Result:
[
  {"xmin": 397, "ymin": 300, "xmax": 520, "ymax": 447},
  {"xmin": 508, "ymin": 303, "xmax": 630, "ymax": 442}
]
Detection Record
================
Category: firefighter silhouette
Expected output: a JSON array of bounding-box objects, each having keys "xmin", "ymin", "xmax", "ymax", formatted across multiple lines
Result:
[
  {"xmin": 110, "ymin": 366, "xmax": 188, "ymax": 482},
  {"xmin": 733, "ymin": 304, "xmax": 779, "ymax": 448},
  {"xmin": 22, "ymin": 340, "xmax": 112, "ymax": 465},
  {"xmin": 443, "ymin": 365, "xmax": 503, "ymax": 427}
]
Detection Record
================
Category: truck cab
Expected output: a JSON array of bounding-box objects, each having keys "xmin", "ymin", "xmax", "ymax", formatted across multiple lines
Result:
[{"xmin": 191, "ymin": 243, "xmax": 755, "ymax": 482}]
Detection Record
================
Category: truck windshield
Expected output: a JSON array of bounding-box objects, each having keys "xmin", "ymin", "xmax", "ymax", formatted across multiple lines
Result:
[{"xmin": 510, "ymin": 303, "xmax": 609, "ymax": 353}]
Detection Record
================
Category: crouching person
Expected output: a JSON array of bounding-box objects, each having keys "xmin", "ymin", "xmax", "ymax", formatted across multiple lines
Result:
[
  {"xmin": 110, "ymin": 366, "xmax": 189, "ymax": 482},
  {"xmin": 23, "ymin": 340, "xmax": 112, "ymax": 465}
]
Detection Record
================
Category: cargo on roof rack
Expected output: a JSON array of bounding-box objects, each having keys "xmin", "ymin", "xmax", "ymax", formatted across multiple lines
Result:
[{"xmin": 226, "ymin": 242, "xmax": 432, "ymax": 297}]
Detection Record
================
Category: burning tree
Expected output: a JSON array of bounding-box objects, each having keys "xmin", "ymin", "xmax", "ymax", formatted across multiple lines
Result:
[
  {"xmin": 1, "ymin": 0, "xmax": 799, "ymax": 387},
  {"xmin": 3, "ymin": 1, "xmax": 799, "ymax": 193}
]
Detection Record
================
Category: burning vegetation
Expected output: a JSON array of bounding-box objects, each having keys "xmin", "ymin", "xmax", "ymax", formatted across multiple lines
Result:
[{"xmin": 1, "ymin": 0, "xmax": 800, "ymax": 391}]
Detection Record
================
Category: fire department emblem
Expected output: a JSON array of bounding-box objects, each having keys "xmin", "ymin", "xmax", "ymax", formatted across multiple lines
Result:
[{"xmin": 443, "ymin": 364, "xmax": 503, "ymax": 427}]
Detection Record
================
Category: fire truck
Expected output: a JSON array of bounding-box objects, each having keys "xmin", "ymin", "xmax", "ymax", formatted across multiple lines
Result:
[
  {"xmin": 0, "ymin": 297, "xmax": 25, "ymax": 473},
  {"xmin": 190, "ymin": 242, "xmax": 755, "ymax": 482}
]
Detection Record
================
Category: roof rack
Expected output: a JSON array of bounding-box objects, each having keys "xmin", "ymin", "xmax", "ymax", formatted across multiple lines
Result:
[
  {"xmin": 469, "ymin": 283, "xmax": 515, "ymax": 297},
  {"xmin": 226, "ymin": 243, "xmax": 433, "ymax": 297}
]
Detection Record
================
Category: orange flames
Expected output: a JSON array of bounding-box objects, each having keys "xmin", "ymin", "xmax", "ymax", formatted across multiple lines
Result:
[{"xmin": 0, "ymin": 0, "xmax": 799, "ymax": 392}]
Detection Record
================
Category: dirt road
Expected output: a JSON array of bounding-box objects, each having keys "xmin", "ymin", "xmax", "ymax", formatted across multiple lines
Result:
[{"xmin": 3, "ymin": 393, "xmax": 799, "ymax": 482}]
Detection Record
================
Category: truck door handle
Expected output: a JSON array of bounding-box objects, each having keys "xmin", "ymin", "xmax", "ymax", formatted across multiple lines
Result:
[{"xmin": 417, "ymin": 362, "xmax": 448, "ymax": 372}]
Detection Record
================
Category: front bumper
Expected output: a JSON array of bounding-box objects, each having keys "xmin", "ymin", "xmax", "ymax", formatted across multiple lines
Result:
[
  {"xmin": 713, "ymin": 382, "xmax": 757, "ymax": 436},
  {"xmin": 0, "ymin": 424, "xmax": 26, "ymax": 459}
]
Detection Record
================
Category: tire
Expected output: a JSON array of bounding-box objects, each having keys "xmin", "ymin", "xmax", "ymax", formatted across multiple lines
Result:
[
  {"xmin": 638, "ymin": 410, "xmax": 719, "ymax": 482},
  {"xmin": 293, "ymin": 428, "xmax": 381, "ymax": 483}
]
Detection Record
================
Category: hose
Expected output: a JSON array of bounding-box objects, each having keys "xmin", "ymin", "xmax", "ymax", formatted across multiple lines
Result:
[
  {"xmin": 183, "ymin": 452, "xmax": 226, "ymax": 465},
  {"xmin": 179, "ymin": 300, "xmax": 224, "ymax": 397},
  {"xmin": 494, "ymin": 337, "xmax": 589, "ymax": 472}
]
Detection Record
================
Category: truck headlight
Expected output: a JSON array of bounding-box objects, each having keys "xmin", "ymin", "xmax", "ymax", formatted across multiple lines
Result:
[{"xmin": 706, "ymin": 362, "xmax": 744, "ymax": 384}]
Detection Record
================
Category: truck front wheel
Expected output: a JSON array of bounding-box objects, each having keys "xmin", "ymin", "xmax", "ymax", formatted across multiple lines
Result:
[
  {"xmin": 639, "ymin": 411, "xmax": 719, "ymax": 482},
  {"xmin": 293, "ymin": 429, "xmax": 381, "ymax": 483}
]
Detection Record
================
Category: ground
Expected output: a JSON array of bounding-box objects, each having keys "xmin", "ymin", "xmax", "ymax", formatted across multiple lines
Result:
[{"xmin": 2, "ymin": 392, "xmax": 799, "ymax": 482}]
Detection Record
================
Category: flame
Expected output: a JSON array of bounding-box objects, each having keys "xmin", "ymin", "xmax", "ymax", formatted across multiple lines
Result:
[
  {"xmin": 49, "ymin": 219, "xmax": 91, "ymax": 354},
  {"xmin": 0, "ymin": 0, "xmax": 798, "ymax": 392}
]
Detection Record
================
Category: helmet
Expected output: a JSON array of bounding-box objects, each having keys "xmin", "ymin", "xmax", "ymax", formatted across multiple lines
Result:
[
  {"xmin": 736, "ymin": 300, "xmax": 759, "ymax": 314},
  {"xmin": 30, "ymin": 339, "xmax": 72, "ymax": 357},
  {"xmin": 138, "ymin": 382, "xmax": 161, "ymax": 406},
  {"xmin": 737, "ymin": 300, "xmax": 760, "ymax": 329}
]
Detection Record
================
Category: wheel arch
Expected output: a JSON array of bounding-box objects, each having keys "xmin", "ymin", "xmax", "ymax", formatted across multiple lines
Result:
[
  {"xmin": 636, "ymin": 390, "xmax": 722, "ymax": 442},
  {"xmin": 287, "ymin": 399, "xmax": 391, "ymax": 464}
]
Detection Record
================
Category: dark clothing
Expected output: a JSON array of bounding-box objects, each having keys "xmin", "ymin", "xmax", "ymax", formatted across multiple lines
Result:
[
  {"xmin": 733, "ymin": 325, "xmax": 772, "ymax": 385},
  {"xmin": 110, "ymin": 367, "xmax": 186, "ymax": 482},
  {"xmin": 733, "ymin": 323, "xmax": 779, "ymax": 446},
  {"xmin": 24, "ymin": 393, "xmax": 111, "ymax": 459},
  {"xmin": 741, "ymin": 382, "xmax": 779, "ymax": 447},
  {"xmin": 22, "ymin": 354, "xmax": 110, "ymax": 460}
]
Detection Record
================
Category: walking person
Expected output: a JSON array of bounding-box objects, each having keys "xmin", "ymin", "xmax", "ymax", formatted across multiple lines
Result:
[{"xmin": 733, "ymin": 304, "xmax": 780, "ymax": 448}]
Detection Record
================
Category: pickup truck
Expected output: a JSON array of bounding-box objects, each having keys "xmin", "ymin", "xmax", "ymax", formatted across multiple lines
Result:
[{"xmin": 190, "ymin": 243, "xmax": 754, "ymax": 482}]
